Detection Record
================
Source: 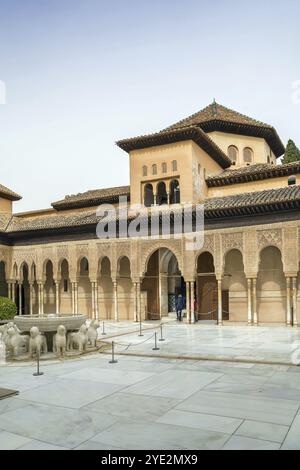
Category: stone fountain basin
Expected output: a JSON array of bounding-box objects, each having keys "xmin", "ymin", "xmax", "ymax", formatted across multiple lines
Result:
[{"xmin": 14, "ymin": 314, "xmax": 87, "ymax": 333}]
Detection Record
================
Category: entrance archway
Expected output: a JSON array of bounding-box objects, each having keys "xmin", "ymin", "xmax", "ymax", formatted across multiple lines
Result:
[
  {"xmin": 142, "ymin": 248, "xmax": 184, "ymax": 320},
  {"xmin": 223, "ymin": 249, "xmax": 247, "ymax": 321},
  {"xmin": 196, "ymin": 252, "xmax": 220, "ymax": 321},
  {"xmin": 98, "ymin": 257, "xmax": 113, "ymax": 319},
  {"xmin": 257, "ymin": 246, "xmax": 286, "ymax": 323}
]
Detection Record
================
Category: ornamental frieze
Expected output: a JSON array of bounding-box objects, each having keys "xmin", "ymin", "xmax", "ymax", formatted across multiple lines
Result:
[
  {"xmin": 222, "ymin": 232, "xmax": 243, "ymax": 253},
  {"xmin": 257, "ymin": 229, "xmax": 282, "ymax": 250}
]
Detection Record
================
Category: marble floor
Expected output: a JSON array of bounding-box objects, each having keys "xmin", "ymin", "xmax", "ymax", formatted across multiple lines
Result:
[
  {"xmin": 1, "ymin": 352, "xmax": 300, "ymax": 449},
  {"xmin": 103, "ymin": 321, "xmax": 300, "ymax": 365}
]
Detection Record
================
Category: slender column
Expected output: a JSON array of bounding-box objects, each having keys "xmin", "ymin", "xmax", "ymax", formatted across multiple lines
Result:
[
  {"xmin": 95, "ymin": 281, "xmax": 99, "ymax": 320},
  {"xmin": 7, "ymin": 282, "xmax": 11, "ymax": 300},
  {"xmin": 190, "ymin": 281, "xmax": 195, "ymax": 324},
  {"xmin": 186, "ymin": 282, "xmax": 190, "ymax": 323},
  {"xmin": 133, "ymin": 282, "xmax": 137, "ymax": 322},
  {"xmin": 37, "ymin": 283, "xmax": 41, "ymax": 315},
  {"xmin": 55, "ymin": 281, "xmax": 60, "ymax": 315},
  {"xmin": 286, "ymin": 277, "xmax": 291, "ymax": 326},
  {"xmin": 217, "ymin": 279, "xmax": 223, "ymax": 326},
  {"xmin": 113, "ymin": 280, "xmax": 119, "ymax": 322},
  {"xmin": 167, "ymin": 192, "xmax": 170, "ymax": 205},
  {"xmin": 137, "ymin": 281, "xmax": 141, "ymax": 321},
  {"xmin": 12, "ymin": 282, "xmax": 16, "ymax": 303},
  {"xmin": 29, "ymin": 282, "xmax": 34, "ymax": 315},
  {"xmin": 252, "ymin": 278, "xmax": 258, "ymax": 325},
  {"xmin": 247, "ymin": 278, "xmax": 252, "ymax": 325},
  {"xmin": 293, "ymin": 277, "xmax": 298, "ymax": 327},
  {"xmin": 91, "ymin": 281, "xmax": 95, "ymax": 319},
  {"xmin": 41, "ymin": 283, "xmax": 44, "ymax": 315},
  {"xmin": 18, "ymin": 282, "xmax": 22, "ymax": 315},
  {"xmin": 75, "ymin": 282, "xmax": 78, "ymax": 314},
  {"xmin": 71, "ymin": 282, "xmax": 75, "ymax": 315}
]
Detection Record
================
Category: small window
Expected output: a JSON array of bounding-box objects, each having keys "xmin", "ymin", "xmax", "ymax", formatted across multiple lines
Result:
[
  {"xmin": 228, "ymin": 146, "xmax": 238, "ymax": 164},
  {"xmin": 142, "ymin": 165, "xmax": 147, "ymax": 177},
  {"xmin": 162, "ymin": 162, "xmax": 167, "ymax": 173},
  {"xmin": 152, "ymin": 164, "xmax": 157, "ymax": 175},
  {"xmin": 243, "ymin": 147, "xmax": 253, "ymax": 163},
  {"xmin": 172, "ymin": 160, "xmax": 177, "ymax": 172},
  {"xmin": 198, "ymin": 164, "xmax": 201, "ymax": 175},
  {"xmin": 288, "ymin": 175, "xmax": 296, "ymax": 186},
  {"xmin": 64, "ymin": 279, "xmax": 68, "ymax": 292}
]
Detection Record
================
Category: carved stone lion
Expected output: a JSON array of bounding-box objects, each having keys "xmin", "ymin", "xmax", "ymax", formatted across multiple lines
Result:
[
  {"xmin": 87, "ymin": 320, "xmax": 99, "ymax": 347},
  {"xmin": 4, "ymin": 327, "xmax": 28, "ymax": 358},
  {"xmin": 53, "ymin": 325, "xmax": 66, "ymax": 357},
  {"xmin": 29, "ymin": 326, "xmax": 48, "ymax": 358},
  {"xmin": 67, "ymin": 324, "xmax": 88, "ymax": 353}
]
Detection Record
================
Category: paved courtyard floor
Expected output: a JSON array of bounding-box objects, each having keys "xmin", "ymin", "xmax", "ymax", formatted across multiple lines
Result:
[
  {"xmin": 1, "ymin": 351, "xmax": 300, "ymax": 450},
  {"xmin": 102, "ymin": 321, "xmax": 300, "ymax": 365}
]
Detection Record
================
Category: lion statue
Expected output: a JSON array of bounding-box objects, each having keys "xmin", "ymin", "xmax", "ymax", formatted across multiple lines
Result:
[
  {"xmin": 4, "ymin": 327, "xmax": 29, "ymax": 358},
  {"xmin": 29, "ymin": 326, "xmax": 47, "ymax": 358},
  {"xmin": 87, "ymin": 320, "xmax": 99, "ymax": 347},
  {"xmin": 67, "ymin": 324, "xmax": 88, "ymax": 353},
  {"xmin": 53, "ymin": 325, "xmax": 66, "ymax": 357}
]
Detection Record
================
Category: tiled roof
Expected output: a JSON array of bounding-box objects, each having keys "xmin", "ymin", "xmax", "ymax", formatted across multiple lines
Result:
[
  {"xmin": 0, "ymin": 184, "xmax": 22, "ymax": 201},
  {"xmin": 52, "ymin": 185, "xmax": 130, "ymax": 210},
  {"xmin": 117, "ymin": 126, "xmax": 231, "ymax": 169},
  {"xmin": 162, "ymin": 101, "xmax": 285, "ymax": 158},
  {"xmin": 5, "ymin": 185, "xmax": 300, "ymax": 234},
  {"xmin": 204, "ymin": 185, "xmax": 300, "ymax": 218},
  {"xmin": 206, "ymin": 162, "xmax": 300, "ymax": 187},
  {"xmin": 164, "ymin": 101, "xmax": 273, "ymax": 131},
  {"xmin": 0, "ymin": 214, "xmax": 13, "ymax": 232}
]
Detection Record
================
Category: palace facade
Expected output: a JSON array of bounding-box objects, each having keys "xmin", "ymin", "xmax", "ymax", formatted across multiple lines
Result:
[{"xmin": 1, "ymin": 101, "xmax": 300, "ymax": 326}]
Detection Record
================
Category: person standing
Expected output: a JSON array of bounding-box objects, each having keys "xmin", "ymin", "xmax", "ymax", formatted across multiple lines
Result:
[{"xmin": 176, "ymin": 294, "xmax": 184, "ymax": 321}]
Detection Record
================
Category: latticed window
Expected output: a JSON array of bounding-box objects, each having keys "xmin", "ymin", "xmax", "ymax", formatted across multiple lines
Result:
[
  {"xmin": 228, "ymin": 146, "xmax": 238, "ymax": 164},
  {"xmin": 142, "ymin": 165, "xmax": 147, "ymax": 177},
  {"xmin": 152, "ymin": 164, "xmax": 157, "ymax": 175},
  {"xmin": 243, "ymin": 147, "xmax": 253, "ymax": 163},
  {"xmin": 162, "ymin": 162, "xmax": 167, "ymax": 173},
  {"xmin": 172, "ymin": 160, "xmax": 177, "ymax": 172}
]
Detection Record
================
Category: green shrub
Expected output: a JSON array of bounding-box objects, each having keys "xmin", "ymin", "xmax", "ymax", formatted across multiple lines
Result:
[{"xmin": 0, "ymin": 296, "xmax": 17, "ymax": 320}]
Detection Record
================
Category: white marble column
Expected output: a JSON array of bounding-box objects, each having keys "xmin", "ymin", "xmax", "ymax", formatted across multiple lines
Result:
[
  {"xmin": 75, "ymin": 282, "xmax": 78, "ymax": 315},
  {"xmin": 190, "ymin": 281, "xmax": 195, "ymax": 324},
  {"xmin": 217, "ymin": 279, "xmax": 223, "ymax": 326},
  {"xmin": 71, "ymin": 282, "xmax": 75, "ymax": 315},
  {"xmin": 37, "ymin": 282, "xmax": 42, "ymax": 315},
  {"xmin": 55, "ymin": 281, "xmax": 60, "ymax": 315},
  {"xmin": 29, "ymin": 283, "xmax": 34, "ymax": 315},
  {"xmin": 91, "ymin": 281, "xmax": 95, "ymax": 319},
  {"xmin": 247, "ymin": 278, "xmax": 252, "ymax": 325},
  {"xmin": 41, "ymin": 283, "xmax": 44, "ymax": 315},
  {"xmin": 113, "ymin": 280, "xmax": 119, "ymax": 322},
  {"xmin": 12, "ymin": 281, "xmax": 16, "ymax": 303},
  {"xmin": 293, "ymin": 277, "xmax": 298, "ymax": 327},
  {"xmin": 7, "ymin": 282, "xmax": 11, "ymax": 300},
  {"xmin": 18, "ymin": 282, "xmax": 22, "ymax": 315},
  {"xmin": 137, "ymin": 281, "xmax": 141, "ymax": 321},
  {"xmin": 133, "ymin": 282, "xmax": 137, "ymax": 322},
  {"xmin": 186, "ymin": 282, "xmax": 190, "ymax": 323},
  {"xmin": 286, "ymin": 277, "xmax": 291, "ymax": 326},
  {"xmin": 95, "ymin": 281, "xmax": 99, "ymax": 320},
  {"xmin": 252, "ymin": 278, "xmax": 258, "ymax": 325}
]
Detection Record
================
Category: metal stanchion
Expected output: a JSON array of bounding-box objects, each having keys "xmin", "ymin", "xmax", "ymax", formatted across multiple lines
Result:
[
  {"xmin": 109, "ymin": 341, "xmax": 118, "ymax": 364},
  {"xmin": 152, "ymin": 332, "xmax": 160, "ymax": 351},
  {"xmin": 159, "ymin": 324, "xmax": 165, "ymax": 342},
  {"xmin": 102, "ymin": 321, "xmax": 106, "ymax": 335},
  {"xmin": 33, "ymin": 351, "xmax": 44, "ymax": 376}
]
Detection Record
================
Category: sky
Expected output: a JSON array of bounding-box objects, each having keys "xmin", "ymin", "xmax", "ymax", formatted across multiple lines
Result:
[{"xmin": 0, "ymin": 0, "xmax": 300, "ymax": 212}]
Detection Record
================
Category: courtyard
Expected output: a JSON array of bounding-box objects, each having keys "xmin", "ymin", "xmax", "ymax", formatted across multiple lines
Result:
[{"xmin": 1, "ymin": 323, "xmax": 300, "ymax": 450}]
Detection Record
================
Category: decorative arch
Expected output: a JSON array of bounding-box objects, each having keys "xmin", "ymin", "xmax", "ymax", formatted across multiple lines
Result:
[{"xmin": 141, "ymin": 242, "xmax": 183, "ymax": 278}]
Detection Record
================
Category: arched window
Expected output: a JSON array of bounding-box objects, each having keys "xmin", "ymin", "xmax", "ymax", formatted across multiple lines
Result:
[
  {"xmin": 144, "ymin": 184, "xmax": 154, "ymax": 207},
  {"xmin": 162, "ymin": 162, "xmax": 167, "ymax": 173},
  {"xmin": 142, "ymin": 165, "xmax": 147, "ymax": 177},
  {"xmin": 228, "ymin": 146, "xmax": 238, "ymax": 164},
  {"xmin": 243, "ymin": 147, "xmax": 253, "ymax": 164},
  {"xmin": 152, "ymin": 164, "xmax": 157, "ymax": 175},
  {"xmin": 172, "ymin": 160, "xmax": 177, "ymax": 172},
  {"xmin": 156, "ymin": 182, "xmax": 168, "ymax": 205},
  {"xmin": 170, "ymin": 180, "xmax": 180, "ymax": 204}
]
